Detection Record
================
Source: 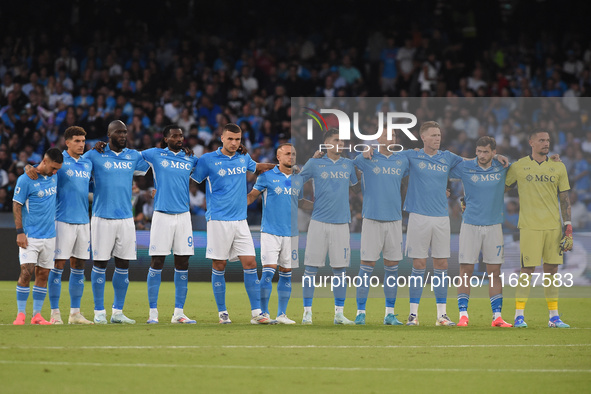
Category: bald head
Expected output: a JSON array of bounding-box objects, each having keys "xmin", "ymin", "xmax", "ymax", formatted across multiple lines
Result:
[
  {"xmin": 108, "ymin": 120, "xmax": 128, "ymax": 151},
  {"xmin": 108, "ymin": 120, "xmax": 126, "ymax": 134}
]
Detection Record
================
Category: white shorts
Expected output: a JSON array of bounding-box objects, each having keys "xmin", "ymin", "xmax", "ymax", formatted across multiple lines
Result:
[
  {"xmin": 55, "ymin": 221, "xmax": 90, "ymax": 260},
  {"xmin": 206, "ymin": 220, "xmax": 255, "ymax": 261},
  {"xmin": 459, "ymin": 222, "xmax": 504, "ymax": 265},
  {"xmin": 19, "ymin": 237, "xmax": 55, "ymax": 269},
  {"xmin": 361, "ymin": 218, "xmax": 403, "ymax": 262},
  {"xmin": 149, "ymin": 211, "xmax": 194, "ymax": 256},
  {"xmin": 91, "ymin": 217, "xmax": 137, "ymax": 261},
  {"xmin": 261, "ymin": 233, "xmax": 299, "ymax": 269},
  {"xmin": 405, "ymin": 213, "xmax": 450, "ymax": 259},
  {"xmin": 304, "ymin": 220, "xmax": 350, "ymax": 268}
]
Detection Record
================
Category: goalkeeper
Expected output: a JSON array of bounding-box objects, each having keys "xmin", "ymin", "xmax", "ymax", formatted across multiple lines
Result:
[{"xmin": 505, "ymin": 129, "xmax": 572, "ymax": 328}]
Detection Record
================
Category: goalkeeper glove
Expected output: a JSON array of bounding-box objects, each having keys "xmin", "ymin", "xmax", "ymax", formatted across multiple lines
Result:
[
  {"xmin": 460, "ymin": 197, "xmax": 466, "ymax": 214},
  {"xmin": 560, "ymin": 223, "xmax": 573, "ymax": 252}
]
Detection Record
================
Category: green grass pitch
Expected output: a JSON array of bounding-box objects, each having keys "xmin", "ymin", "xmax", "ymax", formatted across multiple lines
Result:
[{"xmin": 0, "ymin": 281, "xmax": 589, "ymax": 393}]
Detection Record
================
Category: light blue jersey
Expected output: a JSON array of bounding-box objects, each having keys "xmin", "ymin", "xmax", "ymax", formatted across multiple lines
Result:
[
  {"xmin": 56, "ymin": 150, "xmax": 92, "ymax": 224},
  {"xmin": 191, "ymin": 148, "xmax": 257, "ymax": 221},
  {"xmin": 450, "ymin": 159, "xmax": 508, "ymax": 226},
  {"xmin": 142, "ymin": 147, "xmax": 198, "ymax": 214},
  {"xmin": 403, "ymin": 149, "xmax": 463, "ymax": 217},
  {"xmin": 253, "ymin": 166, "xmax": 302, "ymax": 237},
  {"xmin": 13, "ymin": 173, "xmax": 58, "ymax": 238},
  {"xmin": 300, "ymin": 156, "xmax": 358, "ymax": 224},
  {"xmin": 291, "ymin": 173, "xmax": 304, "ymax": 236},
  {"xmin": 354, "ymin": 151, "xmax": 409, "ymax": 221},
  {"xmin": 83, "ymin": 145, "xmax": 149, "ymax": 219}
]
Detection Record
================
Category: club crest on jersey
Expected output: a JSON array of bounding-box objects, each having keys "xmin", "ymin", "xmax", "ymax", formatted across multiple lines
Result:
[
  {"xmin": 125, "ymin": 154, "xmax": 131, "ymax": 159},
  {"xmin": 161, "ymin": 159, "xmax": 170, "ymax": 168},
  {"xmin": 84, "ymin": 163, "xmax": 90, "ymax": 169},
  {"xmin": 218, "ymin": 169, "xmax": 227, "ymax": 177},
  {"xmin": 549, "ymin": 167, "xmax": 555, "ymax": 172},
  {"xmin": 342, "ymin": 163, "xmax": 347, "ymax": 169},
  {"xmin": 440, "ymin": 158, "xmax": 447, "ymax": 164},
  {"xmin": 239, "ymin": 158, "xmax": 245, "ymax": 163},
  {"xmin": 396, "ymin": 160, "xmax": 402, "ymax": 166}
]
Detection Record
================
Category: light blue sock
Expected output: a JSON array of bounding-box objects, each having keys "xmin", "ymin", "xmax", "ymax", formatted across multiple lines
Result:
[
  {"xmin": 356, "ymin": 265, "xmax": 373, "ymax": 311},
  {"xmin": 91, "ymin": 266, "xmax": 106, "ymax": 311},
  {"xmin": 212, "ymin": 269, "xmax": 226, "ymax": 312},
  {"xmin": 174, "ymin": 269, "xmax": 188, "ymax": 309},
  {"xmin": 302, "ymin": 266, "xmax": 318, "ymax": 307},
  {"xmin": 277, "ymin": 271, "xmax": 291, "ymax": 316},
  {"xmin": 384, "ymin": 265, "xmax": 398, "ymax": 308},
  {"xmin": 112, "ymin": 268, "xmax": 129, "ymax": 310},
  {"xmin": 332, "ymin": 268, "xmax": 347, "ymax": 307},
  {"xmin": 490, "ymin": 294, "xmax": 503, "ymax": 313},
  {"xmin": 47, "ymin": 268, "xmax": 63, "ymax": 309},
  {"xmin": 16, "ymin": 286, "xmax": 30, "ymax": 313},
  {"xmin": 433, "ymin": 269, "xmax": 449, "ymax": 305},
  {"xmin": 147, "ymin": 268, "xmax": 162, "ymax": 308},
  {"xmin": 409, "ymin": 268, "xmax": 425, "ymax": 304},
  {"xmin": 32, "ymin": 286, "xmax": 47, "ymax": 316},
  {"xmin": 458, "ymin": 292, "xmax": 469, "ymax": 312},
  {"xmin": 260, "ymin": 267, "xmax": 276, "ymax": 315},
  {"xmin": 69, "ymin": 268, "xmax": 85, "ymax": 309},
  {"xmin": 243, "ymin": 268, "xmax": 261, "ymax": 311}
]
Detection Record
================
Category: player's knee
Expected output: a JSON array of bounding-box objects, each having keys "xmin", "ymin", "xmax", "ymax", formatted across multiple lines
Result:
[
  {"xmin": 114, "ymin": 258, "xmax": 129, "ymax": 269},
  {"xmin": 174, "ymin": 256, "xmax": 189, "ymax": 271},
  {"xmin": 70, "ymin": 258, "xmax": 85, "ymax": 270},
  {"xmin": 54, "ymin": 259, "xmax": 67, "ymax": 270},
  {"xmin": 212, "ymin": 261, "xmax": 227, "ymax": 271},
  {"xmin": 151, "ymin": 256, "xmax": 166, "ymax": 270},
  {"xmin": 93, "ymin": 260, "xmax": 108, "ymax": 269},
  {"xmin": 242, "ymin": 260, "xmax": 257, "ymax": 270}
]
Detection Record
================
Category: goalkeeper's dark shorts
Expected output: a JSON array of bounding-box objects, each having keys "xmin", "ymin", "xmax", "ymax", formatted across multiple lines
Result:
[{"xmin": 519, "ymin": 228, "xmax": 563, "ymax": 267}]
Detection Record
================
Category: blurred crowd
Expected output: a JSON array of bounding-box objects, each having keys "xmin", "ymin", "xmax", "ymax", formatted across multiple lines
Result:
[{"xmin": 0, "ymin": 2, "xmax": 589, "ymax": 230}]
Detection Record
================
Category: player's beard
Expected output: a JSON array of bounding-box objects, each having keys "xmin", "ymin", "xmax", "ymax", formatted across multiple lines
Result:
[{"xmin": 112, "ymin": 138, "xmax": 127, "ymax": 151}]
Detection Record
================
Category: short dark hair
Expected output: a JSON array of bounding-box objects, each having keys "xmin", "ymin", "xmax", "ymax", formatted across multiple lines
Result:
[
  {"xmin": 323, "ymin": 128, "xmax": 339, "ymax": 142},
  {"xmin": 163, "ymin": 124, "xmax": 182, "ymax": 139},
  {"xmin": 223, "ymin": 123, "xmax": 242, "ymax": 134},
  {"xmin": 45, "ymin": 148, "xmax": 63, "ymax": 164},
  {"xmin": 476, "ymin": 136, "xmax": 496, "ymax": 150},
  {"xmin": 529, "ymin": 128, "xmax": 550, "ymax": 140},
  {"xmin": 64, "ymin": 126, "xmax": 86, "ymax": 141}
]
